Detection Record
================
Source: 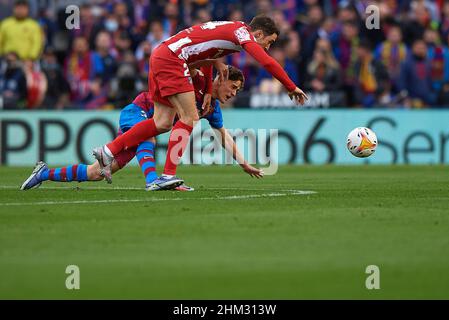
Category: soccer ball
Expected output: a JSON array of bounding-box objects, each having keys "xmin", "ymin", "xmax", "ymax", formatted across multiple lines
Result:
[{"xmin": 347, "ymin": 127, "xmax": 378, "ymax": 158}]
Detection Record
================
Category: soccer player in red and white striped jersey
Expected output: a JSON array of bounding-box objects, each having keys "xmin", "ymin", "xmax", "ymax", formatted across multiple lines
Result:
[{"xmin": 93, "ymin": 15, "xmax": 308, "ymax": 190}]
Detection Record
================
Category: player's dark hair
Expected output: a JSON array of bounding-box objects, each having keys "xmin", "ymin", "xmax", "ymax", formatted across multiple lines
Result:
[
  {"xmin": 249, "ymin": 15, "xmax": 280, "ymax": 37},
  {"xmin": 228, "ymin": 65, "xmax": 245, "ymax": 90}
]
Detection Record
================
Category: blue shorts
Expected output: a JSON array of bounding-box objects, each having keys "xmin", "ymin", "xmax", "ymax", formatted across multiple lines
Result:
[
  {"xmin": 115, "ymin": 104, "xmax": 153, "ymax": 169},
  {"xmin": 119, "ymin": 103, "xmax": 152, "ymax": 133}
]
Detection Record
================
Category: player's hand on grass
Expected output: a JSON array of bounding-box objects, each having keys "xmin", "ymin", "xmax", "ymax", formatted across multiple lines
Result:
[
  {"xmin": 214, "ymin": 60, "xmax": 228, "ymax": 83},
  {"xmin": 288, "ymin": 87, "xmax": 309, "ymax": 105},
  {"xmin": 201, "ymin": 93, "xmax": 212, "ymax": 116},
  {"xmin": 242, "ymin": 163, "xmax": 264, "ymax": 178}
]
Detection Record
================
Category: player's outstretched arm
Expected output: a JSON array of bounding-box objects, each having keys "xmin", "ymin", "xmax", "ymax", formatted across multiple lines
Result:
[
  {"xmin": 243, "ymin": 42, "xmax": 308, "ymax": 105},
  {"xmin": 288, "ymin": 87, "xmax": 309, "ymax": 105},
  {"xmin": 214, "ymin": 127, "xmax": 264, "ymax": 178}
]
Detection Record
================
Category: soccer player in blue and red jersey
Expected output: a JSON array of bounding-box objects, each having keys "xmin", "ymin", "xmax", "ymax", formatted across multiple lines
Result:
[
  {"xmin": 20, "ymin": 65, "xmax": 263, "ymax": 191},
  {"xmin": 92, "ymin": 15, "xmax": 308, "ymax": 190}
]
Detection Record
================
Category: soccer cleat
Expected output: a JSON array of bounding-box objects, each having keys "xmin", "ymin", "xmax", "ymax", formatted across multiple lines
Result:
[
  {"xmin": 93, "ymin": 146, "xmax": 113, "ymax": 184},
  {"xmin": 146, "ymin": 176, "xmax": 184, "ymax": 191},
  {"xmin": 174, "ymin": 183, "xmax": 195, "ymax": 192},
  {"xmin": 20, "ymin": 161, "xmax": 48, "ymax": 190}
]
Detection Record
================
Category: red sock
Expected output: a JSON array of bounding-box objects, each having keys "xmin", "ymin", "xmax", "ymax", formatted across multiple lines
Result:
[
  {"xmin": 107, "ymin": 119, "xmax": 159, "ymax": 156},
  {"xmin": 163, "ymin": 121, "xmax": 193, "ymax": 176}
]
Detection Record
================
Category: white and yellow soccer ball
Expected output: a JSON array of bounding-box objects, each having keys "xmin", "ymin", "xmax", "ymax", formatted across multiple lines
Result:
[{"xmin": 347, "ymin": 127, "xmax": 378, "ymax": 158}]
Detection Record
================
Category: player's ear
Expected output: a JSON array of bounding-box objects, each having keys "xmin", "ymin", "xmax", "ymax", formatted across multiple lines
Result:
[{"xmin": 253, "ymin": 30, "xmax": 263, "ymax": 40}]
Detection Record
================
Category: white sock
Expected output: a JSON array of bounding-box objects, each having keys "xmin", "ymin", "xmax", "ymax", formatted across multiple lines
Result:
[
  {"xmin": 162, "ymin": 174, "xmax": 174, "ymax": 178},
  {"xmin": 103, "ymin": 145, "xmax": 113, "ymax": 157}
]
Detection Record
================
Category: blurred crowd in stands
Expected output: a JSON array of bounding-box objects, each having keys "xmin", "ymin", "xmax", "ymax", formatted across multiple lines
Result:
[{"xmin": 2, "ymin": 0, "xmax": 449, "ymax": 109}]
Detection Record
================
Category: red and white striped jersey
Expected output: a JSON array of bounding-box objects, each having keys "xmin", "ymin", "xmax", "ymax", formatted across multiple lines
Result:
[
  {"xmin": 163, "ymin": 21, "xmax": 256, "ymax": 63},
  {"xmin": 162, "ymin": 20, "xmax": 298, "ymax": 92}
]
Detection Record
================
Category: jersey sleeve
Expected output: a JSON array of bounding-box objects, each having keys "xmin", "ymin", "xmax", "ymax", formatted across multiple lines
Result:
[
  {"xmin": 206, "ymin": 101, "xmax": 224, "ymax": 129},
  {"xmin": 243, "ymin": 41, "xmax": 297, "ymax": 92},
  {"xmin": 234, "ymin": 25, "xmax": 257, "ymax": 46}
]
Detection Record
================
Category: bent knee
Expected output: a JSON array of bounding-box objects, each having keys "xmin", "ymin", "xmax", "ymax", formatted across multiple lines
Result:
[
  {"xmin": 180, "ymin": 113, "xmax": 199, "ymax": 125},
  {"xmin": 157, "ymin": 123, "xmax": 173, "ymax": 133},
  {"xmin": 155, "ymin": 119, "xmax": 173, "ymax": 132}
]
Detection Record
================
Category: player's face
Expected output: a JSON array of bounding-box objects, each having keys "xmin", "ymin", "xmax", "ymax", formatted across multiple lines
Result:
[
  {"xmin": 254, "ymin": 31, "xmax": 278, "ymax": 51},
  {"xmin": 216, "ymin": 80, "xmax": 242, "ymax": 103}
]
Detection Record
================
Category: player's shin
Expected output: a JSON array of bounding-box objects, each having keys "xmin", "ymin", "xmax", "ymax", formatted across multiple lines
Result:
[
  {"xmin": 106, "ymin": 119, "xmax": 159, "ymax": 156},
  {"xmin": 163, "ymin": 121, "xmax": 193, "ymax": 176},
  {"xmin": 136, "ymin": 141, "xmax": 158, "ymax": 184},
  {"xmin": 41, "ymin": 164, "xmax": 89, "ymax": 182}
]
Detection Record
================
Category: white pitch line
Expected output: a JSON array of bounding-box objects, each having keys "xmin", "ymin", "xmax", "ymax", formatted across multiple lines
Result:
[
  {"xmin": 0, "ymin": 185, "xmax": 142, "ymax": 191},
  {"xmin": 1, "ymin": 190, "xmax": 316, "ymax": 206},
  {"xmin": 0, "ymin": 185, "xmax": 293, "ymax": 192}
]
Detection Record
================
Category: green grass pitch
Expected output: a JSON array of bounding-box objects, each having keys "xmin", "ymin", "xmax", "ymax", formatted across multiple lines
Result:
[{"xmin": 0, "ymin": 165, "xmax": 448, "ymax": 299}]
